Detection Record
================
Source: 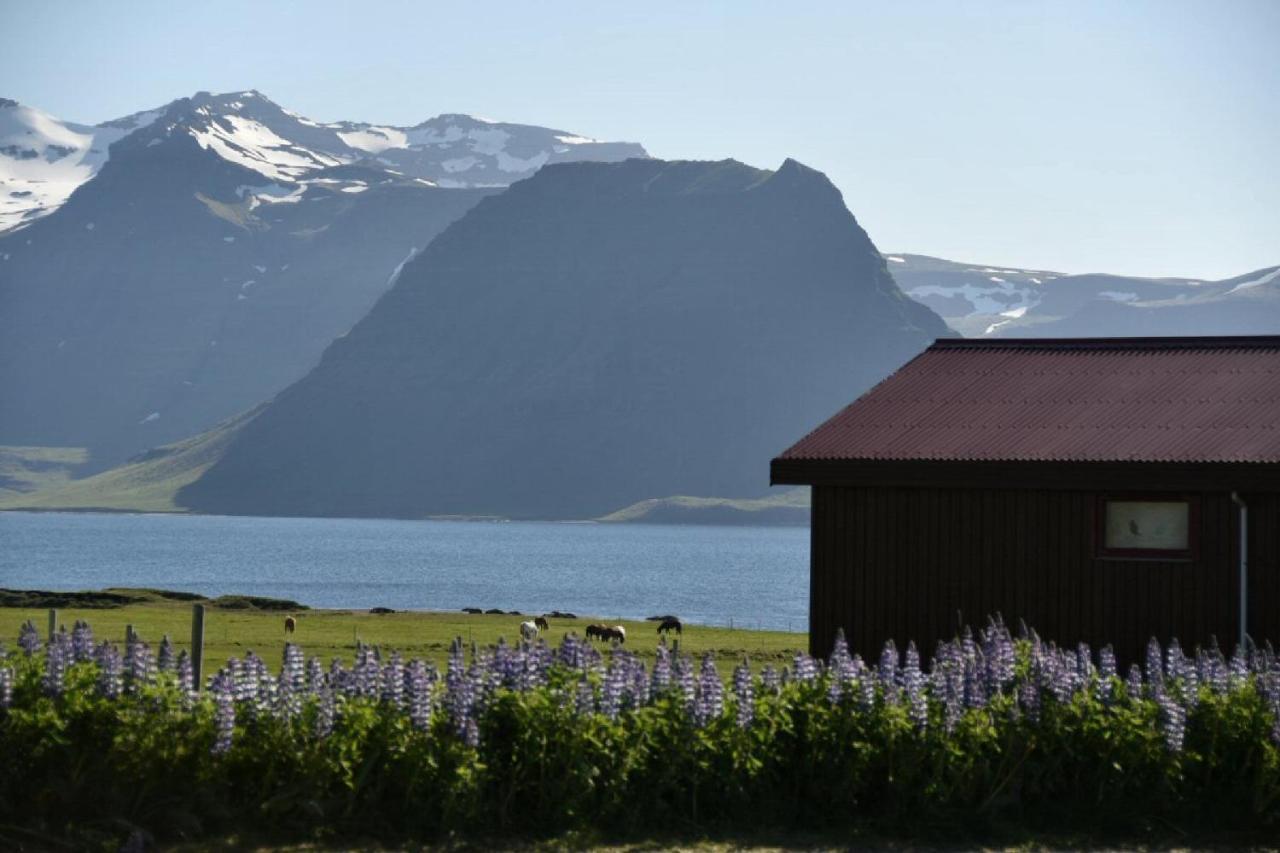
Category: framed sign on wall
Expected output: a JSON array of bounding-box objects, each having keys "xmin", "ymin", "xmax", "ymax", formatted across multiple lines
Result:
[{"xmin": 1097, "ymin": 497, "xmax": 1197, "ymax": 560}]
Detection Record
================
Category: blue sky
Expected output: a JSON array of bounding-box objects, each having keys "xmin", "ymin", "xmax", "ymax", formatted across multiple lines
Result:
[{"xmin": 3, "ymin": 0, "xmax": 1276, "ymax": 279}]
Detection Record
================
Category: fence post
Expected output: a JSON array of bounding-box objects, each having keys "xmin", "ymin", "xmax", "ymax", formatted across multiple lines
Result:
[
  {"xmin": 47, "ymin": 608, "xmax": 57, "ymax": 641},
  {"xmin": 191, "ymin": 604, "xmax": 205, "ymax": 692},
  {"xmin": 125, "ymin": 624, "xmax": 135, "ymax": 645}
]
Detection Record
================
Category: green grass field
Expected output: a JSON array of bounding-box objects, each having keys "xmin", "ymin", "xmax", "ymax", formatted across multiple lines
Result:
[{"xmin": 0, "ymin": 589, "xmax": 806, "ymax": 677}]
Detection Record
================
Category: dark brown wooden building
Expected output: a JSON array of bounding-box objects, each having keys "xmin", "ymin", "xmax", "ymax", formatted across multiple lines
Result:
[{"xmin": 771, "ymin": 336, "xmax": 1280, "ymax": 663}]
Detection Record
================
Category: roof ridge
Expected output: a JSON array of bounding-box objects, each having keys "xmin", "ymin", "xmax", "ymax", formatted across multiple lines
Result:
[{"xmin": 932, "ymin": 335, "xmax": 1280, "ymax": 351}]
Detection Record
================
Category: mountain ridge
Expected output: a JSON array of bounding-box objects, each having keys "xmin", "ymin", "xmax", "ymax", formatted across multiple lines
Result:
[{"xmin": 1, "ymin": 90, "xmax": 648, "ymax": 231}]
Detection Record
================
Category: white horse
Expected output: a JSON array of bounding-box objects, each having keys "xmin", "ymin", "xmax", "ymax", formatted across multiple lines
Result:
[
  {"xmin": 519, "ymin": 620, "xmax": 540, "ymax": 642},
  {"xmin": 611, "ymin": 625, "xmax": 626, "ymax": 644}
]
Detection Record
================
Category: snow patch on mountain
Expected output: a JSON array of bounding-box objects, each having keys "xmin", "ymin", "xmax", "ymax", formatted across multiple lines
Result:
[
  {"xmin": 0, "ymin": 99, "xmax": 161, "ymax": 231},
  {"xmin": 336, "ymin": 126, "xmax": 408, "ymax": 153},
  {"xmin": 190, "ymin": 115, "xmax": 342, "ymax": 182},
  {"xmin": 1226, "ymin": 266, "xmax": 1280, "ymax": 294}
]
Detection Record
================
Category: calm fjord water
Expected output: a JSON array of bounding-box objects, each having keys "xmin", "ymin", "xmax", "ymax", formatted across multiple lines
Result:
[{"xmin": 0, "ymin": 512, "xmax": 809, "ymax": 631}]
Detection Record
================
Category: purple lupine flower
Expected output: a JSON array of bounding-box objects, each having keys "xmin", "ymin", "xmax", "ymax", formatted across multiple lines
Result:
[
  {"xmin": 281, "ymin": 643, "xmax": 306, "ymax": 692},
  {"xmin": 1197, "ymin": 643, "xmax": 1228, "ymax": 695},
  {"xmin": 445, "ymin": 639, "xmax": 476, "ymax": 740},
  {"xmin": 963, "ymin": 655, "xmax": 987, "ymax": 710},
  {"xmin": 0, "ymin": 665, "xmax": 12, "ymax": 708},
  {"xmin": 379, "ymin": 651, "xmax": 405, "ymax": 707},
  {"xmin": 315, "ymin": 687, "xmax": 336, "ymax": 738},
  {"xmin": 1169, "ymin": 640, "xmax": 1199, "ymax": 709},
  {"xmin": 1228, "ymin": 643, "xmax": 1250, "ymax": 689},
  {"xmin": 694, "ymin": 654, "xmax": 723, "ymax": 727},
  {"xmin": 601, "ymin": 656, "xmax": 625, "ymax": 720},
  {"xmin": 828, "ymin": 629, "xmax": 853, "ymax": 674},
  {"xmin": 903, "ymin": 642, "xmax": 928, "ymax": 730},
  {"xmin": 1125, "ymin": 664, "xmax": 1144, "ymax": 701},
  {"xmin": 157, "ymin": 635, "xmax": 175, "ymax": 672},
  {"xmin": 96, "ymin": 642, "xmax": 123, "ymax": 699},
  {"xmin": 574, "ymin": 675, "xmax": 595, "ymax": 716},
  {"xmin": 211, "ymin": 671, "xmax": 236, "ymax": 754},
  {"xmin": 877, "ymin": 640, "xmax": 899, "ymax": 698},
  {"xmin": 464, "ymin": 717, "xmax": 480, "ymax": 748},
  {"xmin": 1096, "ymin": 646, "xmax": 1118, "ymax": 705},
  {"xmin": 176, "ymin": 650, "xmax": 194, "ymax": 705},
  {"xmin": 42, "ymin": 638, "xmax": 69, "ymax": 697},
  {"xmin": 1018, "ymin": 669, "xmax": 1041, "ymax": 720},
  {"xmin": 827, "ymin": 633, "xmax": 859, "ymax": 704},
  {"xmin": 626, "ymin": 654, "xmax": 649, "ymax": 709},
  {"xmin": 328, "ymin": 658, "xmax": 349, "ymax": 695},
  {"xmin": 675, "ymin": 655, "xmax": 696, "ymax": 717},
  {"xmin": 760, "ymin": 664, "xmax": 781, "ymax": 695},
  {"xmin": 980, "ymin": 617, "xmax": 1016, "ymax": 694},
  {"xmin": 275, "ymin": 643, "xmax": 307, "ymax": 719},
  {"xmin": 651, "ymin": 641, "xmax": 673, "ymax": 696},
  {"xmin": 353, "ymin": 645, "xmax": 380, "ymax": 699},
  {"xmin": 732, "ymin": 658, "xmax": 754, "ymax": 729},
  {"xmin": 245, "ymin": 651, "xmax": 275, "ymax": 716},
  {"xmin": 1098, "ymin": 645, "xmax": 1117, "ymax": 682},
  {"xmin": 406, "ymin": 659, "xmax": 432, "ymax": 730},
  {"xmin": 942, "ymin": 668, "xmax": 964, "ymax": 733},
  {"xmin": 793, "ymin": 652, "xmax": 819, "ymax": 685},
  {"xmin": 1076, "ymin": 643, "xmax": 1095, "ymax": 684},
  {"xmin": 1145, "ymin": 638, "xmax": 1164, "ymax": 688},
  {"xmin": 1155, "ymin": 685, "xmax": 1186, "ymax": 752},
  {"xmin": 306, "ymin": 656, "xmax": 324, "ymax": 694},
  {"xmin": 124, "ymin": 640, "xmax": 155, "ymax": 695},
  {"xmin": 17, "ymin": 620, "xmax": 41, "ymax": 656},
  {"xmin": 857, "ymin": 664, "xmax": 877, "ymax": 710},
  {"xmin": 71, "ymin": 620, "xmax": 95, "ymax": 662}
]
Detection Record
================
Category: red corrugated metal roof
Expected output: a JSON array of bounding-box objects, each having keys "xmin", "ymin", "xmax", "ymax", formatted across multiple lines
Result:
[{"xmin": 776, "ymin": 336, "xmax": 1280, "ymax": 464}]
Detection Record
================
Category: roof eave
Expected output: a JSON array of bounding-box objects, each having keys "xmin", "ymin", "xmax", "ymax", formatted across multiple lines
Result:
[{"xmin": 771, "ymin": 457, "xmax": 1280, "ymax": 491}]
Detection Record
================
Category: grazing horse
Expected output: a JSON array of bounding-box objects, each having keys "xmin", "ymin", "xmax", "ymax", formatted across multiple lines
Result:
[
  {"xmin": 590, "ymin": 625, "xmax": 626, "ymax": 644},
  {"xmin": 519, "ymin": 620, "xmax": 540, "ymax": 642},
  {"xmin": 657, "ymin": 617, "xmax": 682, "ymax": 636},
  {"xmin": 284, "ymin": 616, "xmax": 297, "ymax": 634},
  {"xmin": 534, "ymin": 616, "xmax": 550, "ymax": 632}
]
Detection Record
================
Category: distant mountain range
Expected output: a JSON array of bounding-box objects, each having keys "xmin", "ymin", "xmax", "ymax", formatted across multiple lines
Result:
[
  {"xmin": 0, "ymin": 91, "xmax": 645, "ymax": 230},
  {"xmin": 0, "ymin": 91, "xmax": 646, "ymax": 469},
  {"xmin": 0, "ymin": 90, "xmax": 1275, "ymax": 523},
  {"xmin": 888, "ymin": 253, "xmax": 1280, "ymax": 338}
]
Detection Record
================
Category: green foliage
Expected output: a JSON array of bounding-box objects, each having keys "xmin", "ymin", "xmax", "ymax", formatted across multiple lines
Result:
[{"xmin": 0, "ymin": 649, "xmax": 1276, "ymax": 848}]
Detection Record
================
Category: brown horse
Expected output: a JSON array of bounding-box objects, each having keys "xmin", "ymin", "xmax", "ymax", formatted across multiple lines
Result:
[
  {"xmin": 534, "ymin": 616, "xmax": 550, "ymax": 632},
  {"xmin": 588, "ymin": 625, "xmax": 625, "ymax": 644},
  {"xmin": 284, "ymin": 616, "xmax": 297, "ymax": 634},
  {"xmin": 657, "ymin": 617, "xmax": 682, "ymax": 636}
]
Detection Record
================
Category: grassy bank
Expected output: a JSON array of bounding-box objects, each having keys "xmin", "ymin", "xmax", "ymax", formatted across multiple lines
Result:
[{"xmin": 0, "ymin": 589, "xmax": 805, "ymax": 676}]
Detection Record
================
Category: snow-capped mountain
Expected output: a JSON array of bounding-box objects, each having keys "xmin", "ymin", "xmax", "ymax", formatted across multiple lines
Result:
[
  {"xmin": 0, "ymin": 90, "xmax": 647, "ymax": 235},
  {"xmin": 0, "ymin": 98, "xmax": 162, "ymax": 231},
  {"xmin": 0, "ymin": 90, "xmax": 648, "ymax": 468},
  {"xmin": 888, "ymin": 253, "xmax": 1280, "ymax": 338}
]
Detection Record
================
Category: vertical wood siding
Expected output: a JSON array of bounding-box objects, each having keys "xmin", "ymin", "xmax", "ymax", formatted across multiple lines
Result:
[{"xmin": 809, "ymin": 485, "xmax": 1271, "ymax": 665}]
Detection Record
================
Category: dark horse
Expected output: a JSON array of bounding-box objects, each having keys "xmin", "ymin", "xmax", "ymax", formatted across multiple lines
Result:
[
  {"xmin": 534, "ymin": 616, "xmax": 550, "ymax": 632},
  {"xmin": 657, "ymin": 617, "xmax": 682, "ymax": 636}
]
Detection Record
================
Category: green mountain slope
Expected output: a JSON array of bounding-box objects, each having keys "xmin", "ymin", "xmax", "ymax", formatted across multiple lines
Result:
[
  {"xmin": 598, "ymin": 489, "xmax": 810, "ymax": 526},
  {"xmin": 0, "ymin": 408, "xmax": 256, "ymax": 513}
]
